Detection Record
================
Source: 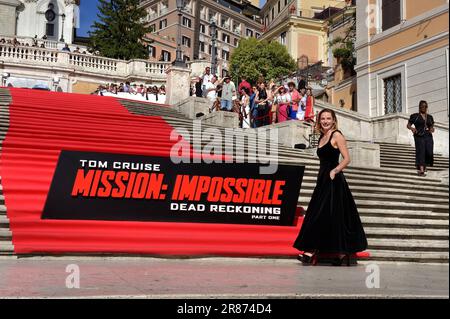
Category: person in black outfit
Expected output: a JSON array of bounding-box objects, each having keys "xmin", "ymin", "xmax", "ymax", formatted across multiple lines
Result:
[
  {"xmin": 255, "ymin": 83, "xmax": 269, "ymax": 127},
  {"xmin": 407, "ymin": 100, "xmax": 435, "ymax": 176},
  {"xmin": 194, "ymin": 77, "xmax": 203, "ymax": 97},
  {"xmin": 297, "ymin": 75, "xmax": 306, "ymax": 91},
  {"xmin": 293, "ymin": 108, "xmax": 368, "ymax": 266}
]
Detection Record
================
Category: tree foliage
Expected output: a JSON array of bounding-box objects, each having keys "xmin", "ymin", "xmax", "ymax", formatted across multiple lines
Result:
[
  {"xmin": 328, "ymin": 10, "xmax": 356, "ymax": 75},
  {"xmin": 229, "ymin": 38, "xmax": 296, "ymax": 84},
  {"xmin": 89, "ymin": 0, "xmax": 152, "ymax": 60}
]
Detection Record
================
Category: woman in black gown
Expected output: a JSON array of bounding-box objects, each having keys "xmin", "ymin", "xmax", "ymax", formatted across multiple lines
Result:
[
  {"xmin": 293, "ymin": 108, "xmax": 367, "ymax": 265},
  {"xmin": 407, "ymin": 100, "xmax": 435, "ymax": 176}
]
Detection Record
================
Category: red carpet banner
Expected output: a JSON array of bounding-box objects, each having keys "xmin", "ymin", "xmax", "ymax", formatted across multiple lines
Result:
[{"xmin": 43, "ymin": 150, "xmax": 304, "ymax": 226}]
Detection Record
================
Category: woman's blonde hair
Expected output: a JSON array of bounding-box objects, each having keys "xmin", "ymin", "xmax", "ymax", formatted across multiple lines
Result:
[{"xmin": 315, "ymin": 108, "xmax": 338, "ymax": 134}]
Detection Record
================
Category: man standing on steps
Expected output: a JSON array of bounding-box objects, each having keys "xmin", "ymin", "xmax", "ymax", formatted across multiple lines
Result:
[
  {"xmin": 220, "ymin": 76, "xmax": 236, "ymax": 112},
  {"xmin": 201, "ymin": 67, "xmax": 213, "ymax": 98}
]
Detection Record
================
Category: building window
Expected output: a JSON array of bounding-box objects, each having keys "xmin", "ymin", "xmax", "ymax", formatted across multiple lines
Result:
[
  {"xmin": 284, "ymin": 0, "xmax": 288, "ymax": 6},
  {"xmin": 148, "ymin": 45, "xmax": 156, "ymax": 58},
  {"xmin": 384, "ymin": 74, "xmax": 402, "ymax": 114},
  {"xmin": 46, "ymin": 23, "xmax": 55, "ymax": 37},
  {"xmin": 277, "ymin": 1, "xmax": 280, "ymax": 13},
  {"xmin": 255, "ymin": 32, "xmax": 261, "ymax": 39},
  {"xmin": 160, "ymin": 50, "xmax": 171, "ymax": 62},
  {"xmin": 234, "ymin": 38, "xmax": 239, "ymax": 47},
  {"xmin": 200, "ymin": 24, "xmax": 206, "ymax": 33},
  {"xmin": 159, "ymin": 19, "xmax": 167, "ymax": 29},
  {"xmin": 222, "ymin": 33, "xmax": 230, "ymax": 43},
  {"xmin": 209, "ymin": 10, "xmax": 217, "ymax": 22},
  {"xmin": 352, "ymin": 91, "xmax": 357, "ymax": 112},
  {"xmin": 280, "ymin": 31, "xmax": 286, "ymax": 45},
  {"xmin": 182, "ymin": 36, "xmax": 191, "ymax": 47},
  {"xmin": 246, "ymin": 28, "xmax": 253, "ymax": 37},
  {"xmin": 271, "ymin": 8, "xmax": 274, "ymax": 20},
  {"xmin": 199, "ymin": 41, "xmax": 205, "ymax": 52},
  {"xmin": 222, "ymin": 50, "xmax": 230, "ymax": 61},
  {"xmin": 183, "ymin": 55, "xmax": 190, "ymax": 62},
  {"xmin": 382, "ymin": 0, "xmax": 401, "ymax": 31},
  {"xmin": 150, "ymin": 24, "xmax": 156, "ymax": 32},
  {"xmin": 182, "ymin": 17, "xmax": 192, "ymax": 28},
  {"xmin": 222, "ymin": 69, "xmax": 229, "ymax": 78}
]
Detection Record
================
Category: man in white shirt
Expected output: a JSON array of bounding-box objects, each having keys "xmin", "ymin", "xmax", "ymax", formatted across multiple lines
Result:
[
  {"xmin": 205, "ymin": 76, "xmax": 217, "ymax": 103},
  {"xmin": 201, "ymin": 67, "xmax": 213, "ymax": 97}
]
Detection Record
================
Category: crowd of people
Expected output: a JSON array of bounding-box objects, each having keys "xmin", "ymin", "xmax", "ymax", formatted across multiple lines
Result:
[
  {"xmin": 191, "ymin": 67, "xmax": 315, "ymax": 129},
  {"xmin": 94, "ymin": 82, "xmax": 166, "ymax": 101}
]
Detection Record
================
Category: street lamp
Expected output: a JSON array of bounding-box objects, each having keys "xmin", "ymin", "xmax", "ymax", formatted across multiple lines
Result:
[
  {"xmin": 173, "ymin": 0, "xmax": 186, "ymax": 67},
  {"xmin": 210, "ymin": 20, "xmax": 217, "ymax": 76},
  {"xmin": 59, "ymin": 13, "xmax": 66, "ymax": 42}
]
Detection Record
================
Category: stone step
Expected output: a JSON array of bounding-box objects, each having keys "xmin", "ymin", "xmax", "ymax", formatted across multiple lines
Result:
[
  {"xmin": 299, "ymin": 189, "xmax": 449, "ymax": 204},
  {"xmin": 299, "ymin": 201, "xmax": 448, "ymax": 214},
  {"xmin": 366, "ymin": 249, "xmax": 449, "ymax": 263},
  {"xmin": 360, "ymin": 216, "xmax": 448, "ymax": 229},
  {"xmin": 0, "ymin": 215, "xmax": 9, "ymax": 227},
  {"xmin": 357, "ymin": 208, "xmax": 448, "ymax": 220},
  {"xmin": 299, "ymin": 182, "xmax": 449, "ymax": 196},
  {"xmin": 0, "ymin": 229, "xmax": 12, "ymax": 240},
  {"xmin": 368, "ymin": 238, "xmax": 449, "ymax": 252},
  {"xmin": 380, "ymin": 163, "xmax": 447, "ymax": 170},
  {"xmin": 380, "ymin": 157, "xmax": 449, "ymax": 165},
  {"xmin": 380, "ymin": 153, "xmax": 448, "ymax": 160},
  {"xmin": 299, "ymin": 199, "xmax": 449, "ymax": 212},
  {"xmin": 364, "ymin": 227, "xmax": 448, "ymax": 240},
  {"xmin": 0, "ymin": 243, "xmax": 14, "ymax": 254}
]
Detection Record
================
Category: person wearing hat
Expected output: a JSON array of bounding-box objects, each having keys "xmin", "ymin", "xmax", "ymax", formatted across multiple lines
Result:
[
  {"xmin": 274, "ymin": 85, "xmax": 291, "ymax": 122},
  {"xmin": 220, "ymin": 76, "xmax": 236, "ymax": 111}
]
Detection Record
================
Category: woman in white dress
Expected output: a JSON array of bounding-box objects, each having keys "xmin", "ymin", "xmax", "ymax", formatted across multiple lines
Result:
[{"xmin": 240, "ymin": 87, "xmax": 251, "ymax": 128}]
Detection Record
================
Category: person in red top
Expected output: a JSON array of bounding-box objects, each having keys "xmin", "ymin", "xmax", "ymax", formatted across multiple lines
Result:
[
  {"xmin": 238, "ymin": 77, "xmax": 252, "ymax": 97},
  {"xmin": 288, "ymin": 82, "xmax": 300, "ymax": 120},
  {"xmin": 304, "ymin": 87, "xmax": 315, "ymax": 122}
]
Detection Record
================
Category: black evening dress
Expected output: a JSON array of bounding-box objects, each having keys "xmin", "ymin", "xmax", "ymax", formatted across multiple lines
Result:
[
  {"xmin": 408, "ymin": 113, "xmax": 434, "ymax": 170},
  {"xmin": 293, "ymin": 130, "xmax": 368, "ymax": 254}
]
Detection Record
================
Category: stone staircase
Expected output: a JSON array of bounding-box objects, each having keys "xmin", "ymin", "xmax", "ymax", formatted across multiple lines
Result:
[
  {"xmin": 120, "ymin": 100, "xmax": 449, "ymax": 263},
  {"xmin": 379, "ymin": 142, "xmax": 449, "ymax": 171},
  {"xmin": 0, "ymin": 91, "xmax": 448, "ymax": 263},
  {"xmin": 0, "ymin": 88, "xmax": 14, "ymax": 255}
]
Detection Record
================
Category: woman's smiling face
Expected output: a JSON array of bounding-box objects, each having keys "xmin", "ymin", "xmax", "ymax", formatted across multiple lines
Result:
[{"xmin": 320, "ymin": 111, "xmax": 334, "ymax": 132}]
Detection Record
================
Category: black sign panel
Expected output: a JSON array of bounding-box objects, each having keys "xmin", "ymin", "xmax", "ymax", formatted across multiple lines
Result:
[{"xmin": 42, "ymin": 151, "xmax": 304, "ymax": 226}]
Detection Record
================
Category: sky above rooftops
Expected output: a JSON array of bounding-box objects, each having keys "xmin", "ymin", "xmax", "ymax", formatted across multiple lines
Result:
[{"xmin": 78, "ymin": 1, "xmax": 267, "ymax": 37}]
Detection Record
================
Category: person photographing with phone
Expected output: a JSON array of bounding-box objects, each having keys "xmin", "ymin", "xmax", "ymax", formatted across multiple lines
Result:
[{"xmin": 407, "ymin": 100, "xmax": 435, "ymax": 176}]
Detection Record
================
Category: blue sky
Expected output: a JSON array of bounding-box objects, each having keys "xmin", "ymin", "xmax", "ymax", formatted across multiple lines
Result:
[
  {"xmin": 78, "ymin": 0, "xmax": 267, "ymax": 37},
  {"xmin": 78, "ymin": 1, "xmax": 101, "ymax": 37}
]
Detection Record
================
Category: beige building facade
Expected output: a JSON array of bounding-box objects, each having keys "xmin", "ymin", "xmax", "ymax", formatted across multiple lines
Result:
[
  {"xmin": 259, "ymin": 0, "xmax": 350, "ymax": 66},
  {"xmin": 356, "ymin": 0, "xmax": 449, "ymax": 122},
  {"xmin": 139, "ymin": 0, "xmax": 263, "ymax": 76}
]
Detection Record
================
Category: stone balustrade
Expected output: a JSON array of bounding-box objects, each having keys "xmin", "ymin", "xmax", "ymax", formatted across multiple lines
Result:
[{"xmin": 0, "ymin": 43, "xmax": 171, "ymax": 84}]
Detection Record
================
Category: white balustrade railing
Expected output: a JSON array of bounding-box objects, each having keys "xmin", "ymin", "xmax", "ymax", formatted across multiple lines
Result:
[
  {"xmin": 145, "ymin": 62, "xmax": 168, "ymax": 75},
  {"xmin": 1, "ymin": 43, "xmax": 170, "ymax": 80},
  {"xmin": 69, "ymin": 53, "xmax": 118, "ymax": 72},
  {"xmin": 0, "ymin": 45, "xmax": 59, "ymax": 63}
]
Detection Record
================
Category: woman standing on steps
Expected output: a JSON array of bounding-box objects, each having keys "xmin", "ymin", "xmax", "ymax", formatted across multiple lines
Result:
[
  {"xmin": 407, "ymin": 100, "xmax": 435, "ymax": 176},
  {"xmin": 293, "ymin": 108, "xmax": 368, "ymax": 266}
]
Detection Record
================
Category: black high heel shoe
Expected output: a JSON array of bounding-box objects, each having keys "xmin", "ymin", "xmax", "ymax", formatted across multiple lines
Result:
[
  {"xmin": 332, "ymin": 254, "xmax": 351, "ymax": 266},
  {"xmin": 298, "ymin": 251, "xmax": 318, "ymax": 265}
]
